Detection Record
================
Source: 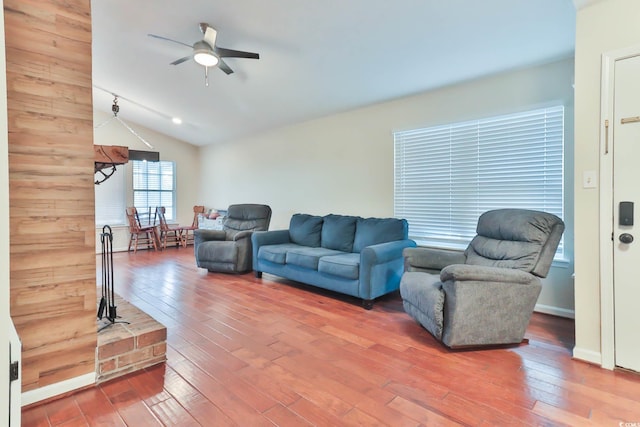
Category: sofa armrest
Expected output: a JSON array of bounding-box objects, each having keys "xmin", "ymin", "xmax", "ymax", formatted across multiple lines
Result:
[
  {"xmin": 440, "ymin": 264, "xmax": 536, "ymax": 285},
  {"xmin": 251, "ymin": 229, "xmax": 290, "ymax": 246},
  {"xmin": 358, "ymin": 239, "xmax": 417, "ymax": 301},
  {"xmin": 403, "ymin": 247, "xmax": 466, "ymax": 273},
  {"xmin": 362, "ymin": 239, "xmax": 417, "ymax": 265},
  {"xmin": 252, "ymin": 229, "xmax": 291, "ymax": 272}
]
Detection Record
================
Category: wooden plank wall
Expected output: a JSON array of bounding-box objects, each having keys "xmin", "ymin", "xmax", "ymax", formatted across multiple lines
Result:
[{"xmin": 4, "ymin": 0, "xmax": 96, "ymax": 391}]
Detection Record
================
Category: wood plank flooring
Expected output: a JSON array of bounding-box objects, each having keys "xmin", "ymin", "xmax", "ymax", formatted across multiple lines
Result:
[{"xmin": 21, "ymin": 248, "xmax": 640, "ymax": 426}]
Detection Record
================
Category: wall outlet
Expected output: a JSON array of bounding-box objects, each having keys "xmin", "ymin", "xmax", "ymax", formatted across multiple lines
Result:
[{"xmin": 583, "ymin": 170, "xmax": 597, "ymax": 189}]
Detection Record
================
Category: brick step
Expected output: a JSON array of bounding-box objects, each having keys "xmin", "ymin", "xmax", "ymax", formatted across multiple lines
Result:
[{"xmin": 96, "ymin": 293, "xmax": 166, "ymax": 383}]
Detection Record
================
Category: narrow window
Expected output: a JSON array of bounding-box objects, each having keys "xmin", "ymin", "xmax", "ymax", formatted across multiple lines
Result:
[
  {"xmin": 132, "ymin": 160, "xmax": 176, "ymax": 222},
  {"xmin": 95, "ymin": 165, "xmax": 126, "ymax": 226}
]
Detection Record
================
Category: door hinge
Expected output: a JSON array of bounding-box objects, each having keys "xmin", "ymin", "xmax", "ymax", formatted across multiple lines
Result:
[{"xmin": 9, "ymin": 361, "xmax": 18, "ymax": 382}]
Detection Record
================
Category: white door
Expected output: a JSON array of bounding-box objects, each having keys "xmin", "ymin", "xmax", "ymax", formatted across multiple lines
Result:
[{"xmin": 613, "ymin": 53, "xmax": 640, "ymax": 372}]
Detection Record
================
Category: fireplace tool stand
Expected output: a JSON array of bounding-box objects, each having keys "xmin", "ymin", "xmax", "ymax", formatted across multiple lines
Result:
[{"xmin": 98, "ymin": 225, "xmax": 129, "ymax": 332}]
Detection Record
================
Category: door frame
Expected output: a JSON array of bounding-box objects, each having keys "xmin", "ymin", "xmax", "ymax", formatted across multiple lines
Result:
[{"xmin": 599, "ymin": 44, "xmax": 640, "ymax": 370}]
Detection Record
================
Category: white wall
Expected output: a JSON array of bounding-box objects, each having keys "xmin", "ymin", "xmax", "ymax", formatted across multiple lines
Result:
[
  {"xmin": 93, "ymin": 110, "xmax": 201, "ymax": 251},
  {"xmin": 573, "ymin": 0, "xmax": 640, "ymax": 364},
  {"xmin": 200, "ymin": 57, "xmax": 576, "ymax": 316}
]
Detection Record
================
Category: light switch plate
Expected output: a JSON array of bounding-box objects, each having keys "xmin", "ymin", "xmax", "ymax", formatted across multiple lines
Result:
[{"xmin": 583, "ymin": 170, "xmax": 597, "ymax": 189}]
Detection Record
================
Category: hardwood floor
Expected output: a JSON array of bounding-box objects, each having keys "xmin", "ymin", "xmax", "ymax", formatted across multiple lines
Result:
[{"xmin": 22, "ymin": 248, "xmax": 640, "ymax": 426}]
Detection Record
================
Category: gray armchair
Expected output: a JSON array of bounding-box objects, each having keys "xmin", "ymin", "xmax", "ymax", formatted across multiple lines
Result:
[
  {"xmin": 399, "ymin": 209, "xmax": 564, "ymax": 348},
  {"xmin": 195, "ymin": 204, "xmax": 272, "ymax": 273}
]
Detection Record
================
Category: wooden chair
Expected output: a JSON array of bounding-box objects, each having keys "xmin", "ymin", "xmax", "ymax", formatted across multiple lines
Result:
[
  {"xmin": 126, "ymin": 207, "xmax": 158, "ymax": 252},
  {"xmin": 183, "ymin": 205, "xmax": 206, "ymax": 246},
  {"xmin": 137, "ymin": 207, "xmax": 153, "ymax": 228},
  {"xmin": 155, "ymin": 206, "xmax": 187, "ymax": 249}
]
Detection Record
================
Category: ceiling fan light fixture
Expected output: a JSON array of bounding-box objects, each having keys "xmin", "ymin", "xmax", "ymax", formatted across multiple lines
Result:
[
  {"xmin": 194, "ymin": 51, "xmax": 219, "ymax": 67},
  {"xmin": 193, "ymin": 44, "xmax": 219, "ymax": 67}
]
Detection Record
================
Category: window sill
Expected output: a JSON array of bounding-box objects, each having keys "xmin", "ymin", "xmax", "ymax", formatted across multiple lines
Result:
[
  {"xmin": 551, "ymin": 257, "xmax": 572, "ymax": 268},
  {"xmin": 96, "ymin": 224, "xmax": 128, "ymax": 230}
]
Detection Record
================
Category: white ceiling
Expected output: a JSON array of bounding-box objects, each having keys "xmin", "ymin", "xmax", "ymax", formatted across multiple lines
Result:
[{"xmin": 91, "ymin": 0, "xmax": 577, "ymax": 147}]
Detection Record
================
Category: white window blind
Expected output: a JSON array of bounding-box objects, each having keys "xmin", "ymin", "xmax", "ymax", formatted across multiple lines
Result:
[
  {"xmin": 95, "ymin": 165, "xmax": 126, "ymax": 226},
  {"xmin": 132, "ymin": 160, "xmax": 176, "ymax": 221},
  {"xmin": 394, "ymin": 105, "xmax": 564, "ymax": 255}
]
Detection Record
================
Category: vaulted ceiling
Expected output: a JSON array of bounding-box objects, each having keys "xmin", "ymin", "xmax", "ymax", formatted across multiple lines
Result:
[{"xmin": 91, "ymin": 0, "xmax": 577, "ymax": 147}]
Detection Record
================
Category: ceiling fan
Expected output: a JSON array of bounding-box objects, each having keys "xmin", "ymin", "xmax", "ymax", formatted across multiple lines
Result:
[{"xmin": 148, "ymin": 23, "xmax": 259, "ymax": 85}]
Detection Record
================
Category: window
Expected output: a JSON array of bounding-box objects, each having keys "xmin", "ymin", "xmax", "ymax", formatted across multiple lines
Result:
[
  {"xmin": 95, "ymin": 165, "xmax": 126, "ymax": 226},
  {"xmin": 132, "ymin": 160, "xmax": 176, "ymax": 221},
  {"xmin": 394, "ymin": 105, "xmax": 564, "ymax": 255}
]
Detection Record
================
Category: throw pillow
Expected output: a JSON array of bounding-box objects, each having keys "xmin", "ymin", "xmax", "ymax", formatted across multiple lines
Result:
[
  {"xmin": 353, "ymin": 217, "xmax": 407, "ymax": 252},
  {"xmin": 289, "ymin": 214, "xmax": 323, "ymax": 247},
  {"xmin": 321, "ymin": 214, "xmax": 357, "ymax": 252}
]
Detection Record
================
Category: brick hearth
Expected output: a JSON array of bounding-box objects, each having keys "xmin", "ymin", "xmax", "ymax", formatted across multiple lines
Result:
[{"xmin": 96, "ymin": 294, "xmax": 166, "ymax": 383}]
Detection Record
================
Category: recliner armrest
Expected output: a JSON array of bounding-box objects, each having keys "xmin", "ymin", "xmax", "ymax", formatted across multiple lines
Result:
[
  {"xmin": 440, "ymin": 264, "xmax": 536, "ymax": 285},
  {"xmin": 194, "ymin": 229, "xmax": 226, "ymax": 243},
  {"xmin": 230, "ymin": 230, "xmax": 254, "ymax": 241},
  {"xmin": 403, "ymin": 247, "xmax": 466, "ymax": 273},
  {"xmin": 439, "ymin": 264, "xmax": 542, "ymax": 347}
]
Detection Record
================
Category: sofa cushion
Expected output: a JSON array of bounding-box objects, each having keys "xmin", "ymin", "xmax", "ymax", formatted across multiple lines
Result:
[
  {"xmin": 353, "ymin": 217, "xmax": 408, "ymax": 252},
  {"xmin": 321, "ymin": 214, "xmax": 357, "ymax": 252},
  {"xmin": 258, "ymin": 243, "xmax": 301, "ymax": 265},
  {"xmin": 285, "ymin": 247, "xmax": 344, "ymax": 269},
  {"xmin": 289, "ymin": 214, "xmax": 323, "ymax": 247},
  {"xmin": 318, "ymin": 253, "xmax": 360, "ymax": 279}
]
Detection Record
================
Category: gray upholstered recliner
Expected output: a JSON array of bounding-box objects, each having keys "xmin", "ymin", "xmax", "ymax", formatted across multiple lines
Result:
[
  {"xmin": 195, "ymin": 204, "xmax": 272, "ymax": 273},
  {"xmin": 399, "ymin": 209, "xmax": 564, "ymax": 348}
]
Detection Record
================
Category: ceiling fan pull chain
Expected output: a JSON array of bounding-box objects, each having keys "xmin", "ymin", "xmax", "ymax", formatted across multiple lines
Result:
[{"xmin": 205, "ymin": 66, "xmax": 209, "ymax": 87}]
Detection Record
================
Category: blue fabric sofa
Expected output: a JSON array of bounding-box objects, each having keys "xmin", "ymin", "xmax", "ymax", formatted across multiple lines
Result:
[{"xmin": 252, "ymin": 213, "xmax": 416, "ymax": 309}]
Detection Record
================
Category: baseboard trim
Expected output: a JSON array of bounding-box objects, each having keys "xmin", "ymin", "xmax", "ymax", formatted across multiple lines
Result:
[
  {"xmin": 21, "ymin": 373, "xmax": 95, "ymax": 407},
  {"xmin": 572, "ymin": 347, "xmax": 603, "ymax": 367},
  {"xmin": 534, "ymin": 303, "xmax": 575, "ymax": 319}
]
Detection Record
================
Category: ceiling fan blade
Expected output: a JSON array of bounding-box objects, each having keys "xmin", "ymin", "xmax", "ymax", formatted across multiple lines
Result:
[
  {"xmin": 217, "ymin": 59, "xmax": 234, "ymax": 75},
  {"xmin": 171, "ymin": 55, "xmax": 192, "ymax": 65},
  {"xmin": 203, "ymin": 26, "xmax": 218, "ymax": 49},
  {"xmin": 214, "ymin": 47, "xmax": 259, "ymax": 60},
  {"xmin": 147, "ymin": 33, "xmax": 192, "ymax": 49}
]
